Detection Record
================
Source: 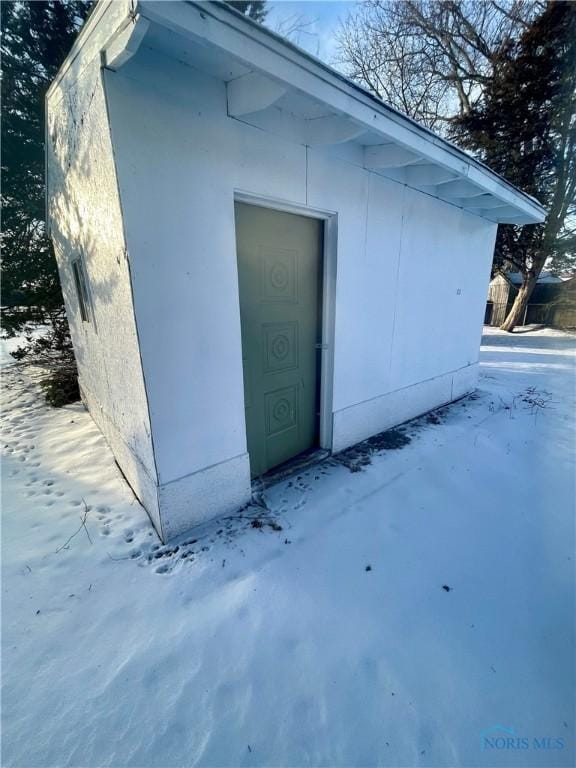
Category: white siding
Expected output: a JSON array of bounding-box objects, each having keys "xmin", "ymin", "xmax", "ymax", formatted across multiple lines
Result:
[
  {"xmin": 50, "ymin": 40, "xmax": 497, "ymax": 538},
  {"xmin": 105, "ymin": 50, "xmax": 496, "ymax": 488},
  {"xmin": 46, "ymin": 57, "xmax": 160, "ymax": 533}
]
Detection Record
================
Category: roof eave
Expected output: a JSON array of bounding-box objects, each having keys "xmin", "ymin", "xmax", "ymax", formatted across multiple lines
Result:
[
  {"xmin": 155, "ymin": 0, "xmax": 543, "ymax": 225},
  {"xmin": 47, "ymin": 0, "xmax": 547, "ymax": 226}
]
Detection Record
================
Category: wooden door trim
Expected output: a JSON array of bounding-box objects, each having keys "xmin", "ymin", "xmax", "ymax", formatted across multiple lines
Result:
[{"xmin": 234, "ymin": 190, "xmax": 337, "ymax": 453}]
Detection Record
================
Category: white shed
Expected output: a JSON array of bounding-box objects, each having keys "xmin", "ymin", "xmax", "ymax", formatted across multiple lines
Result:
[{"xmin": 46, "ymin": 0, "xmax": 546, "ymax": 541}]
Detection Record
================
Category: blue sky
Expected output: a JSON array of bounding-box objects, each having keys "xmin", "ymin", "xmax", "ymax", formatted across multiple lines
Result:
[{"xmin": 266, "ymin": 1, "xmax": 358, "ymax": 64}]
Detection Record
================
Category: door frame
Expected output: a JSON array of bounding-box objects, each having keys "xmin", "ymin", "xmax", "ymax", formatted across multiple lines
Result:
[{"xmin": 234, "ymin": 190, "xmax": 337, "ymax": 454}]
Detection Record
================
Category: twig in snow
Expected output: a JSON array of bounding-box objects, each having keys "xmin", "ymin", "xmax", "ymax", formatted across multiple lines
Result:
[
  {"xmin": 79, "ymin": 499, "xmax": 92, "ymax": 545},
  {"xmin": 55, "ymin": 499, "xmax": 92, "ymax": 553},
  {"xmin": 513, "ymin": 386, "xmax": 554, "ymax": 415}
]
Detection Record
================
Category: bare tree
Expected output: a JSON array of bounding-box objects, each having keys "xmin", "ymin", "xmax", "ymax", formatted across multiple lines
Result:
[
  {"xmin": 274, "ymin": 12, "xmax": 317, "ymax": 44},
  {"xmin": 336, "ymin": 0, "xmax": 540, "ymax": 130},
  {"xmin": 456, "ymin": 2, "xmax": 576, "ymax": 331},
  {"xmin": 337, "ymin": 0, "xmax": 576, "ymax": 334}
]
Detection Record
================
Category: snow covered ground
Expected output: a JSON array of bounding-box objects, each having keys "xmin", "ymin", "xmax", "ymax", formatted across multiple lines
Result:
[{"xmin": 2, "ymin": 327, "xmax": 574, "ymax": 768}]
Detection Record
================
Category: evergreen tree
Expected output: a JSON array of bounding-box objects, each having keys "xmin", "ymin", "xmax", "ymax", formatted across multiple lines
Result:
[
  {"xmin": 224, "ymin": 1, "xmax": 268, "ymax": 24},
  {"xmin": 455, "ymin": 1, "xmax": 576, "ymax": 331},
  {"xmin": 1, "ymin": 0, "xmax": 92, "ymax": 333}
]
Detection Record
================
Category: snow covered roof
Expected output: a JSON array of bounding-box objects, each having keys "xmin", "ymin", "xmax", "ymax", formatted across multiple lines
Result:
[{"xmin": 49, "ymin": 0, "xmax": 547, "ymax": 226}]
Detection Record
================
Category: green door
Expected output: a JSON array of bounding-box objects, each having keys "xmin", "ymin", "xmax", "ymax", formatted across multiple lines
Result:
[{"xmin": 235, "ymin": 202, "xmax": 323, "ymax": 477}]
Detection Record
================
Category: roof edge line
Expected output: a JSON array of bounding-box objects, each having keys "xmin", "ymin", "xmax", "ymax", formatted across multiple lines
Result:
[{"xmin": 174, "ymin": 0, "xmax": 544, "ymax": 219}]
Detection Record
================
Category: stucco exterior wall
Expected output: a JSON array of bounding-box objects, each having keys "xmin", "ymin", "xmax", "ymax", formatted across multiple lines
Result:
[
  {"xmin": 100, "ymin": 48, "xmax": 497, "ymax": 536},
  {"xmin": 46, "ymin": 54, "xmax": 161, "ymax": 533}
]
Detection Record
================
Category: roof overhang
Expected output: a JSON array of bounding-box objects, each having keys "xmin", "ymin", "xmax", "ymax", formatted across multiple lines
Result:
[{"xmin": 58, "ymin": 0, "xmax": 547, "ymax": 225}]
